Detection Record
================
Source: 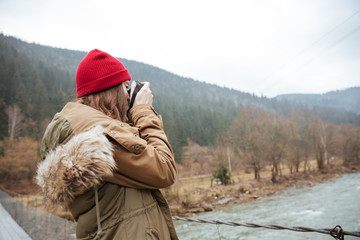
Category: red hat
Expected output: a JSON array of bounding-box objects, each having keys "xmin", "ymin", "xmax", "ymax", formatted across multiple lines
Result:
[{"xmin": 76, "ymin": 49, "xmax": 131, "ymax": 98}]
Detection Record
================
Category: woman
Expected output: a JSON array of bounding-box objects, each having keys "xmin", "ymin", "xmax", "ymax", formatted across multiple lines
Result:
[{"xmin": 36, "ymin": 49, "xmax": 178, "ymax": 239}]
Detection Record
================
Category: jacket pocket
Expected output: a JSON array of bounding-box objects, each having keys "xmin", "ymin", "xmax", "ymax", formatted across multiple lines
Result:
[{"xmin": 145, "ymin": 228, "xmax": 160, "ymax": 240}]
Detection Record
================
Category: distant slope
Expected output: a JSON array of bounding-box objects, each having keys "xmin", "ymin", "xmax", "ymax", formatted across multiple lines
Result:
[{"xmin": 276, "ymin": 87, "xmax": 360, "ymax": 114}]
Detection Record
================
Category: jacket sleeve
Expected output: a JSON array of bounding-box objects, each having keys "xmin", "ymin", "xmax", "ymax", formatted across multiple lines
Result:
[{"xmin": 104, "ymin": 104, "xmax": 177, "ymax": 189}]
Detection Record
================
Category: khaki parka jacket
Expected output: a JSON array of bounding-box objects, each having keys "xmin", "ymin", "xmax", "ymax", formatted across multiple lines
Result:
[{"xmin": 36, "ymin": 102, "xmax": 178, "ymax": 240}]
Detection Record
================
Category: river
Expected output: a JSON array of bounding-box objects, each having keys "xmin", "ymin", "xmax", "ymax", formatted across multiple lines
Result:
[{"xmin": 174, "ymin": 172, "xmax": 360, "ymax": 240}]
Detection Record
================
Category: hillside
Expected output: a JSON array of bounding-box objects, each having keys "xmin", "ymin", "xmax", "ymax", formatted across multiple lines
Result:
[
  {"xmin": 1, "ymin": 33, "xmax": 360, "ymax": 161},
  {"xmin": 276, "ymin": 87, "xmax": 360, "ymax": 115},
  {"xmin": 0, "ymin": 34, "xmax": 257, "ymax": 160}
]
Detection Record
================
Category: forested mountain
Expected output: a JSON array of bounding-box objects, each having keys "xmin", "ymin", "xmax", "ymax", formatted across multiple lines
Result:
[
  {"xmin": 276, "ymin": 87, "xmax": 360, "ymax": 115},
  {"xmin": 0, "ymin": 33, "xmax": 359, "ymax": 161}
]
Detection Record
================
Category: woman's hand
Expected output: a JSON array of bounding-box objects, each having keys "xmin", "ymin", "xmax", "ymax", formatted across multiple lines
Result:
[{"xmin": 130, "ymin": 81, "xmax": 153, "ymax": 107}]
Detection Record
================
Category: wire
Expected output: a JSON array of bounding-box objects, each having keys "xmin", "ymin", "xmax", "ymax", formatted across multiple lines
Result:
[
  {"xmin": 173, "ymin": 216, "xmax": 360, "ymax": 238},
  {"xmin": 259, "ymin": 7, "xmax": 360, "ymax": 95},
  {"xmin": 284, "ymin": 24, "xmax": 360, "ymax": 77}
]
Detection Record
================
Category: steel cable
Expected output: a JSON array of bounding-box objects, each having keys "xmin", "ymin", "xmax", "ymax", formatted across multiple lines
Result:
[{"xmin": 173, "ymin": 216, "xmax": 360, "ymax": 239}]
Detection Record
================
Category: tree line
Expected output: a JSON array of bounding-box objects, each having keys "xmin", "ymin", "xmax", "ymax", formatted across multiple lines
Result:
[{"xmin": 220, "ymin": 104, "xmax": 360, "ymax": 181}]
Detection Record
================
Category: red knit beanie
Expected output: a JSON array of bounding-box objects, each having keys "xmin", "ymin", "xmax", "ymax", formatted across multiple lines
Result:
[{"xmin": 76, "ymin": 49, "xmax": 131, "ymax": 98}]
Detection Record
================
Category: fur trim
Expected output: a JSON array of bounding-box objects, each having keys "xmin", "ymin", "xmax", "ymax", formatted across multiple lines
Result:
[{"xmin": 36, "ymin": 125, "xmax": 116, "ymax": 210}]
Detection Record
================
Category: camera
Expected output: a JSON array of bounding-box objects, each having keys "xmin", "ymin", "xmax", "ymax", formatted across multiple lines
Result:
[{"xmin": 127, "ymin": 81, "xmax": 143, "ymax": 116}]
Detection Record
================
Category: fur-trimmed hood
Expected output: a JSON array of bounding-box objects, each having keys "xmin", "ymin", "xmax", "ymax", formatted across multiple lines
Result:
[{"xmin": 36, "ymin": 125, "xmax": 116, "ymax": 210}]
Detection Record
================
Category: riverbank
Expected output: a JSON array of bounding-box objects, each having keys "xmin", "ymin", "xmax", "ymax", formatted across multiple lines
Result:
[
  {"xmin": 1, "ymin": 160, "xmax": 359, "ymax": 222},
  {"xmin": 165, "ymin": 162, "xmax": 360, "ymax": 217}
]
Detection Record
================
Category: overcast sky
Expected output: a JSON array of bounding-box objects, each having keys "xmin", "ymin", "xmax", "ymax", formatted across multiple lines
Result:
[{"xmin": 0, "ymin": 0, "xmax": 359, "ymax": 97}]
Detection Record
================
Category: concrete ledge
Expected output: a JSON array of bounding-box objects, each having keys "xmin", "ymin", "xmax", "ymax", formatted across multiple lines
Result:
[{"xmin": 0, "ymin": 203, "xmax": 32, "ymax": 240}]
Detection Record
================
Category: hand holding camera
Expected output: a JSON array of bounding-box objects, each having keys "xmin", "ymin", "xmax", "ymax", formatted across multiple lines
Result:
[{"xmin": 127, "ymin": 81, "xmax": 153, "ymax": 116}]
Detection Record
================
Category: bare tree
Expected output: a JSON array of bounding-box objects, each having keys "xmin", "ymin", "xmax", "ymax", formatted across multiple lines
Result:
[
  {"xmin": 6, "ymin": 104, "xmax": 24, "ymax": 141},
  {"xmin": 301, "ymin": 110, "xmax": 313, "ymax": 172},
  {"xmin": 285, "ymin": 117, "xmax": 301, "ymax": 174},
  {"xmin": 226, "ymin": 106, "xmax": 266, "ymax": 180},
  {"xmin": 266, "ymin": 114, "xmax": 288, "ymax": 182},
  {"xmin": 310, "ymin": 117, "xmax": 331, "ymax": 170},
  {"xmin": 324, "ymin": 123, "xmax": 336, "ymax": 166},
  {"xmin": 339, "ymin": 124, "xmax": 360, "ymax": 166}
]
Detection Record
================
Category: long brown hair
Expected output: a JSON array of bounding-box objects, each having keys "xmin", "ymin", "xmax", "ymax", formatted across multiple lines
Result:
[{"xmin": 77, "ymin": 83, "xmax": 128, "ymax": 121}]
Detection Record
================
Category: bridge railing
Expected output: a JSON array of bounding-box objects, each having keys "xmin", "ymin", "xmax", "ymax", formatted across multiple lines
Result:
[{"xmin": 0, "ymin": 188, "xmax": 76, "ymax": 240}]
